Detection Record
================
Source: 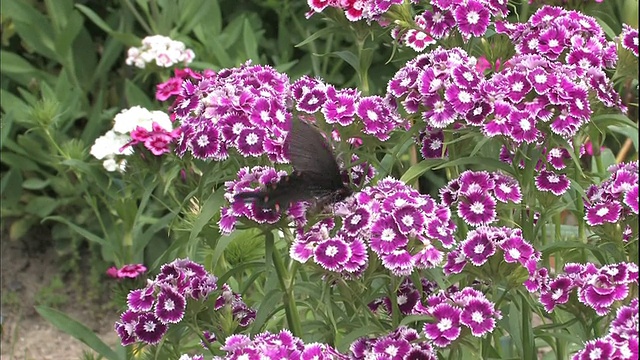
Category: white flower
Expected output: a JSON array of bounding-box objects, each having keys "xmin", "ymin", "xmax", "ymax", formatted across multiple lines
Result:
[
  {"xmin": 90, "ymin": 130, "xmax": 132, "ymax": 160},
  {"xmin": 125, "ymin": 35, "xmax": 194, "ymax": 69},
  {"xmin": 112, "ymin": 106, "xmax": 172, "ymax": 134}
]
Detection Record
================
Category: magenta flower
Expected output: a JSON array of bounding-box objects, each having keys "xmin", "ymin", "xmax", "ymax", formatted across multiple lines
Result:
[
  {"xmin": 423, "ymin": 303, "xmax": 462, "ymax": 347},
  {"xmin": 461, "ymin": 228, "xmax": 496, "ymax": 266},
  {"xmin": 620, "ymin": 24, "xmax": 639, "ymax": 57},
  {"xmin": 623, "ymin": 184, "xmax": 639, "ymax": 214},
  {"xmin": 572, "ymin": 339, "xmax": 615, "ymax": 360},
  {"xmin": 453, "ymin": 0, "xmax": 491, "ymax": 40},
  {"xmin": 535, "ymin": 170, "xmax": 571, "ymax": 196},
  {"xmin": 459, "ymin": 298, "xmax": 498, "ymax": 336},
  {"xmin": 457, "ymin": 191, "xmax": 497, "ymax": 226},
  {"xmin": 314, "ymin": 237, "xmax": 351, "ymax": 272},
  {"xmin": 585, "ymin": 202, "xmax": 623, "ymax": 226},
  {"xmin": 539, "ymin": 276, "xmax": 574, "ymax": 312},
  {"xmin": 155, "ymin": 286, "xmax": 186, "ymax": 323},
  {"xmin": 134, "ymin": 313, "xmax": 168, "ymax": 345},
  {"xmin": 443, "ymin": 250, "xmax": 467, "ymax": 275}
]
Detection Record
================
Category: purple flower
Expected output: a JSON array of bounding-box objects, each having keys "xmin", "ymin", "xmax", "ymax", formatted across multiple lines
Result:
[
  {"xmin": 585, "ymin": 202, "xmax": 623, "ymax": 226},
  {"xmin": 404, "ymin": 29, "xmax": 436, "ymax": 52},
  {"xmin": 572, "ymin": 339, "xmax": 615, "ymax": 360},
  {"xmin": 127, "ymin": 287, "xmax": 155, "ymax": 312},
  {"xmin": 322, "ymin": 86, "xmax": 359, "ymax": 126},
  {"xmin": 155, "ymin": 286, "xmax": 186, "ymax": 323},
  {"xmin": 539, "ymin": 276, "xmax": 574, "ymax": 312},
  {"xmin": 356, "ymin": 96, "xmax": 403, "ymax": 141},
  {"xmin": 535, "ymin": 170, "xmax": 570, "ymax": 196},
  {"xmin": 114, "ymin": 310, "xmax": 140, "ymax": 346},
  {"xmin": 453, "ymin": 0, "xmax": 491, "ymax": 40},
  {"xmin": 423, "ymin": 303, "xmax": 462, "ymax": 347},
  {"xmin": 500, "ymin": 235, "xmax": 534, "ymax": 265},
  {"xmin": 492, "ymin": 173, "xmax": 522, "ymax": 203},
  {"xmin": 457, "ymin": 191, "xmax": 497, "ymax": 226},
  {"xmin": 314, "ymin": 238, "xmax": 351, "ymax": 271},
  {"xmin": 134, "ymin": 313, "xmax": 168, "ymax": 345},
  {"xmin": 419, "ymin": 128, "xmax": 446, "ymax": 159},
  {"xmin": 620, "ymin": 24, "xmax": 639, "ymax": 57},
  {"xmin": 624, "ymin": 184, "xmax": 639, "ymax": 214},
  {"xmin": 461, "ymin": 228, "xmax": 496, "ymax": 266},
  {"xmin": 444, "ymin": 250, "xmax": 467, "ymax": 275},
  {"xmin": 459, "ymin": 298, "xmax": 498, "ymax": 336}
]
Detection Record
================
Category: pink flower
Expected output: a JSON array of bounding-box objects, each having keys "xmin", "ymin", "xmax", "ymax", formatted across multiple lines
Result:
[{"xmin": 116, "ymin": 264, "xmax": 148, "ymax": 279}]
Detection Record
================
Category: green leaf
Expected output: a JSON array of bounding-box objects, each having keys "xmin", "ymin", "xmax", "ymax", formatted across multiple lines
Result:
[
  {"xmin": 124, "ymin": 79, "xmax": 154, "ymax": 109},
  {"xmin": 44, "ymin": 215, "xmax": 108, "ymax": 246},
  {"xmin": 0, "ymin": 51, "xmax": 39, "ymax": 75},
  {"xmin": 75, "ymin": 4, "xmax": 114, "ymax": 34},
  {"xmin": 400, "ymin": 159, "xmax": 446, "ymax": 184},
  {"xmin": 330, "ymin": 51, "xmax": 360, "ymax": 75},
  {"xmin": 188, "ymin": 189, "xmax": 225, "ymax": 250},
  {"xmin": 433, "ymin": 156, "xmax": 514, "ymax": 174},
  {"xmin": 25, "ymin": 196, "xmax": 59, "ymax": 217},
  {"xmin": 243, "ymin": 17, "xmax": 260, "ymax": 62},
  {"xmin": 36, "ymin": 306, "xmax": 121, "ymax": 360},
  {"xmin": 22, "ymin": 178, "xmax": 51, "ymax": 190}
]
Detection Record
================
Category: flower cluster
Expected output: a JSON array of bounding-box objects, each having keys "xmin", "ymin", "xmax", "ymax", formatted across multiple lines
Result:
[
  {"xmin": 350, "ymin": 326, "xmax": 436, "ymax": 359},
  {"xmin": 106, "ymin": 263, "xmax": 147, "ymax": 279},
  {"xmin": 495, "ymin": 6, "xmax": 624, "ymax": 112},
  {"xmin": 219, "ymin": 166, "xmax": 308, "ymax": 234},
  {"xmin": 620, "ymin": 24, "xmax": 639, "ymax": 57},
  {"xmin": 114, "ymin": 258, "xmax": 254, "ymax": 346},
  {"xmin": 440, "ymin": 170, "xmax": 522, "ymax": 227},
  {"xmin": 420, "ymin": 287, "xmax": 502, "ymax": 347},
  {"xmin": 584, "ymin": 161, "xmax": 638, "ymax": 232},
  {"xmin": 90, "ymin": 106, "xmax": 180, "ymax": 171},
  {"xmin": 387, "ymin": 47, "xmax": 482, "ymax": 131},
  {"xmin": 534, "ymin": 262, "xmax": 639, "ymax": 316},
  {"xmin": 306, "ymin": 0, "xmax": 403, "ymax": 22},
  {"xmin": 396, "ymin": 0, "xmax": 509, "ymax": 47},
  {"xmin": 572, "ymin": 299, "xmax": 639, "ymax": 360},
  {"xmin": 443, "ymin": 225, "xmax": 539, "ymax": 275},
  {"xmin": 213, "ymin": 329, "xmax": 347, "ymax": 360},
  {"xmin": 125, "ymin": 35, "xmax": 195, "ymax": 69},
  {"xmin": 168, "ymin": 62, "xmax": 292, "ymax": 162},
  {"xmin": 292, "ymin": 76, "xmax": 405, "ymax": 141},
  {"xmin": 291, "ymin": 177, "xmax": 456, "ymax": 276}
]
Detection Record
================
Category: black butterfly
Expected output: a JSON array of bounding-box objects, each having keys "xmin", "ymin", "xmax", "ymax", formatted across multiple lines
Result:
[{"xmin": 235, "ymin": 119, "xmax": 352, "ymax": 211}]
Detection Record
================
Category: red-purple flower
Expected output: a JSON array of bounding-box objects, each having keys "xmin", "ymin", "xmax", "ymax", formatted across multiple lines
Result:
[
  {"xmin": 620, "ymin": 24, "xmax": 639, "ymax": 57},
  {"xmin": 459, "ymin": 298, "xmax": 499, "ymax": 336},
  {"xmin": 535, "ymin": 170, "xmax": 571, "ymax": 196},
  {"xmin": 423, "ymin": 303, "xmax": 462, "ymax": 347}
]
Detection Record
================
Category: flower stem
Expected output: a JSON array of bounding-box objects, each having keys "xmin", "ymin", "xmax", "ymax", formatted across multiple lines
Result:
[{"xmin": 266, "ymin": 231, "xmax": 303, "ymax": 336}]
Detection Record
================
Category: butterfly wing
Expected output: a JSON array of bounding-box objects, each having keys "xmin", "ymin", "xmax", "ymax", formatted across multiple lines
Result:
[{"xmin": 286, "ymin": 118, "xmax": 345, "ymax": 192}]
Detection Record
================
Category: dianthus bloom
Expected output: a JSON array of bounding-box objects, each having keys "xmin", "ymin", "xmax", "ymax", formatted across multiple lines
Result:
[
  {"xmin": 291, "ymin": 177, "xmax": 456, "ymax": 277},
  {"xmin": 106, "ymin": 264, "xmax": 147, "ymax": 279},
  {"xmin": 126, "ymin": 35, "xmax": 195, "ymax": 69},
  {"xmin": 439, "ymin": 170, "xmax": 522, "ymax": 228},
  {"xmin": 90, "ymin": 106, "xmax": 181, "ymax": 171},
  {"xmin": 584, "ymin": 161, "xmax": 638, "ymax": 236},
  {"xmin": 421, "ymin": 287, "xmax": 502, "ymax": 347},
  {"xmin": 350, "ymin": 326, "xmax": 436, "ymax": 359},
  {"xmin": 572, "ymin": 299, "xmax": 638, "ymax": 359},
  {"xmin": 620, "ymin": 24, "xmax": 639, "ymax": 57},
  {"xmin": 114, "ymin": 258, "xmax": 255, "ymax": 346},
  {"xmin": 213, "ymin": 329, "xmax": 347, "ymax": 360},
  {"xmin": 535, "ymin": 262, "xmax": 638, "ymax": 315}
]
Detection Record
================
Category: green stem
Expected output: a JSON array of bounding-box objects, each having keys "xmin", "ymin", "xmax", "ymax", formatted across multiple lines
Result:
[{"xmin": 266, "ymin": 231, "xmax": 303, "ymax": 336}]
